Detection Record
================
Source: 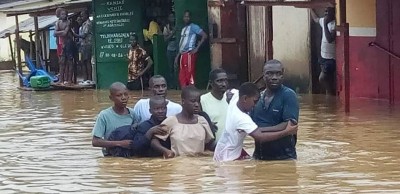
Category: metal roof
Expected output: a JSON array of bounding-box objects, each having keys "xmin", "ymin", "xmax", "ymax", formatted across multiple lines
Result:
[
  {"xmin": 0, "ymin": 0, "xmax": 91, "ymax": 16},
  {"xmin": 0, "ymin": 15, "xmax": 58, "ymax": 38}
]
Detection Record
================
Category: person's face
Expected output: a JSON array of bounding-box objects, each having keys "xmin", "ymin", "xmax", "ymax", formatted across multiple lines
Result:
[
  {"xmin": 325, "ymin": 8, "xmax": 335, "ymax": 20},
  {"xmin": 150, "ymin": 78, "xmax": 167, "ymax": 97},
  {"xmin": 60, "ymin": 11, "xmax": 67, "ymax": 20},
  {"xmin": 109, "ymin": 88, "xmax": 129, "ymax": 108},
  {"xmin": 183, "ymin": 12, "xmax": 190, "ymax": 24},
  {"xmin": 76, "ymin": 17, "xmax": 83, "ymax": 25},
  {"xmin": 130, "ymin": 36, "xmax": 138, "ymax": 47},
  {"xmin": 242, "ymin": 93, "xmax": 260, "ymax": 112},
  {"xmin": 150, "ymin": 101, "xmax": 167, "ymax": 122},
  {"xmin": 81, "ymin": 11, "xmax": 88, "ymax": 20},
  {"xmin": 263, "ymin": 63, "xmax": 284, "ymax": 90},
  {"xmin": 182, "ymin": 91, "xmax": 200, "ymax": 115},
  {"xmin": 168, "ymin": 14, "xmax": 175, "ymax": 23},
  {"xmin": 211, "ymin": 72, "xmax": 228, "ymax": 94}
]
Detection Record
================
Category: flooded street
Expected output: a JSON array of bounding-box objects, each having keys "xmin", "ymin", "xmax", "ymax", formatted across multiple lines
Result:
[{"xmin": 1, "ymin": 71, "xmax": 400, "ymax": 193}]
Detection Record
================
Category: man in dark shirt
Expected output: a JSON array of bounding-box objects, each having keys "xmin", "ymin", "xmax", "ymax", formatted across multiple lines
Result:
[
  {"xmin": 251, "ymin": 59, "xmax": 300, "ymax": 160},
  {"xmin": 108, "ymin": 95, "xmax": 169, "ymax": 157}
]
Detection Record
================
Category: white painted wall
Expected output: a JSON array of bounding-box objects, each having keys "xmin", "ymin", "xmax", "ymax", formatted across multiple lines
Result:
[{"xmin": 0, "ymin": 13, "xmax": 30, "ymax": 61}]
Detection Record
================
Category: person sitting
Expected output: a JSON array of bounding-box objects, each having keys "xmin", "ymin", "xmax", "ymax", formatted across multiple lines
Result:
[
  {"xmin": 127, "ymin": 34, "xmax": 153, "ymax": 91},
  {"xmin": 91, "ymin": 82, "xmax": 139, "ymax": 156},
  {"xmin": 133, "ymin": 75, "xmax": 182, "ymax": 123},
  {"xmin": 151, "ymin": 86, "xmax": 216, "ymax": 158},
  {"xmin": 107, "ymin": 95, "xmax": 169, "ymax": 157}
]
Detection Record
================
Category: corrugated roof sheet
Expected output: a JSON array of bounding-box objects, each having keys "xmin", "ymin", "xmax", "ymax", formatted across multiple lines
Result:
[
  {"xmin": 0, "ymin": 15, "xmax": 58, "ymax": 38},
  {"xmin": 0, "ymin": 0, "xmax": 91, "ymax": 16}
]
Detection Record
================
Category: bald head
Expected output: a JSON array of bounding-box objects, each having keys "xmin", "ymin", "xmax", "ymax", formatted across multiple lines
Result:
[
  {"xmin": 264, "ymin": 59, "xmax": 283, "ymax": 72},
  {"xmin": 109, "ymin": 82, "xmax": 127, "ymax": 95}
]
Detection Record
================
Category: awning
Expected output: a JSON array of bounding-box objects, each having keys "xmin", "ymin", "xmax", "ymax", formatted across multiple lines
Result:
[
  {"xmin": 0, "ymin": 0, "xmax": 91, "ymax": 16},
  {"xmin": 0, "ymin": 15, "xmax": 58, "ymax": 38}
]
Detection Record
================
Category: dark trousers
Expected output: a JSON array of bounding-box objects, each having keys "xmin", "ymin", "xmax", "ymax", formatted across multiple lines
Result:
[{"xmin": 166, "ymin": 50, "xmax": 177, "ymax": 89}]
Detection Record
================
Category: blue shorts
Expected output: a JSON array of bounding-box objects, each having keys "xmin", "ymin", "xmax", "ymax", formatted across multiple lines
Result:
[{"xmin": 319, "ymin": 58, "xmax": 336, "ymax": 74}]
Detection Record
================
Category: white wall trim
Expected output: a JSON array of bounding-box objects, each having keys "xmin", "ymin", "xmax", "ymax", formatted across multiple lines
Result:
[{"xmin": 337, "ymin": 27, "xmax": 376, "ymax": 37}]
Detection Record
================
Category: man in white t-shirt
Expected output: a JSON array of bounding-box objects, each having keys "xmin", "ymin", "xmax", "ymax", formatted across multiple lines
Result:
[
  {"xmin": 133, "ymin": 75, "xmax": 182, "ymax": 123},
  {"xmin": 311, "ymin": 7, "xmax": 336, "ymax": 95},
  {"xmin": 213, "ymin": 82, "xmax": 298, "ymax": 162}
]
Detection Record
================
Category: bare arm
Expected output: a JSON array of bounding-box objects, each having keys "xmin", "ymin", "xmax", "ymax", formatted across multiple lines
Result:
[
  {"xmin": 151, "ymin": 138, "xmax": 171, "ymax": 154},
  {"xmin": 138, "ymin": 57, "xmax": 153, "ymax": 77},
  {"xmin": 324, "ymin": 20, "xmax": 336, "ymax": 43},
  {"xmin": 92, "ymin": 136, "xmax": 131, "ymax": 148},
  {"xmin": 196, "ymin": 31, "xmax": 208, "ymax": 50},
  {"xmin": 310, "ymin": 9, "xmax": 319, "ymax": 23},
  {"xmin": 259, "ymin": 122, "xmax": 287, "ymax": 132},
  {"xmin": 249, "ymin": 121, "xmax": 298, "ymax": 143}
]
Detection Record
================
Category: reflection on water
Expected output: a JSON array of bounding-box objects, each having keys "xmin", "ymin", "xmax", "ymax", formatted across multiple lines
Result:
[{"xmin": 1, "ymin": 71, "xmax": 400, "ymax": 193}]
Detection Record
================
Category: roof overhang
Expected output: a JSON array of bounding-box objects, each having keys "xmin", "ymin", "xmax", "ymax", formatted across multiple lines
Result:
[{"xmin": 238, "ymin": 0, "xmax": 335, "ymax": 8}]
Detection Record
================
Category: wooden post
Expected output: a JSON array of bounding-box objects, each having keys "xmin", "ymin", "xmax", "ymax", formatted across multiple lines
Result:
[
  {"xmin": 339, "ymin": 0, "xmax": 350, "ymax": 113},
  {"xmin": 34, "ymin": 16, "xmax": 40, "ymax": 69},
  {"xmin": 8, "ymin": 35, "xmax": 16, "ymax": 69},
  {"xmin": 15, "ymin": 15, "xmax": 23, "ymax": 87},
  {"xmin": 266, "ymin": 6, "xmax": 273, "ymax": 60},
  {"xmin": 29, "ymin": 31, "xmax": 34, "ymax": 63}
]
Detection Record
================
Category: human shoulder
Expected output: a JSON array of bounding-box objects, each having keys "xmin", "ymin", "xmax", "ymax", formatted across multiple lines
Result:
[
  {"xmin": 97, "ymin": 107, "xmax": 113, "ymax": 117},
  {"xmin": 282, "ymin": 86, "xmax": 297, "ymax": 98},
  {"xmin": 200, "ymin": 92, "xmax": 212, "ymax": 101}
]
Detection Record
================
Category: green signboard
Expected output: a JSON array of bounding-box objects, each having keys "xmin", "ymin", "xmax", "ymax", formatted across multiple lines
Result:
[{"xmin": 93, "ymin": 0, "xmax": 143, "ymax": 89}]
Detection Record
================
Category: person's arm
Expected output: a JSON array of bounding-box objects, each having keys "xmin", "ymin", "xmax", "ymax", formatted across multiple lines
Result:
[
  {"xmin": 206, "ymin": 139, "xmax": 216, "ymax": 151},
  {"xmin": 190, "ymin": 29, "xmax": 208, "ymax": 54},
  {"xmin": 249, "ymin": 121, "xmax": 297, "ymax": 143},
  {"xmin": 259, "ymin": 122, "xmax": 288, "ymax": 132},
  {"xmin": 324, "ymin": 20, "xmax": 336, "ymax": 43},
  {"xmin": 151, "ymin": 138, "xmax": 175, "ymax": 158},
  {"xmin": 138, "ymin": 57, "xmax": 153, "ymax": 77},
  {"xmin": 132, "ymin": 124, "xmax": 168, "ymax": 153},
  {"xmin": 92, "ymin": 136, "xmax": 132, "ymax": 148},
  {"xmin": 310, "ymin": 9, "xmax": 319, "ymax": 23},
  {"xmin": 163, "ymin": 26, "xmax": 174, "ymax": 42}
]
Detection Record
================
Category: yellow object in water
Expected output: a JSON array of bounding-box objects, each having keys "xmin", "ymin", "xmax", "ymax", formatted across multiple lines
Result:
[{"xmin": 143, "ymin": 21, "xmax": 161, "ymax": 43}]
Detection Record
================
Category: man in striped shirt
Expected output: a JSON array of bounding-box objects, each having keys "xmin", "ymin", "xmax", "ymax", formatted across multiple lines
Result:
[{"xmin": 175, "ymin": 10, "xmax": 208, "ymax": 88}]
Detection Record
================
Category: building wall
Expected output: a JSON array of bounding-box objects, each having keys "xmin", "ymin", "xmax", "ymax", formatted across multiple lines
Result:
[
  {"xmin": 273, "ymin": 6, "xmax": 310, "ymax": 93},
  {"xmin": 335, "ymin": 0, "xmax": 399, "ymax": 101}
]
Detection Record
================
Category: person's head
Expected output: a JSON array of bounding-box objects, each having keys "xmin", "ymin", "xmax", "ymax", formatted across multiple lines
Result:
[
  {"xmin": 149, "ymin": 75, "xmax": 167, "ymax": 97},
  {"xmin": 325, "ymin": 7, "xmax": 335, "ymax": 21},
  {"xmin": 76, "ymin": 16, "xmax": 83, "ymax": 26},
  {"xmin": 263, "ymin": 59, "xmax": 284, "ymax": 91},
  {"xmin": 181, "ymin": 85, "xmax": 201, "ymax": 115},
  {"xmin": 209, "ymin": 68, "xmax": 228, "ymax": 95},
  {"xmin": 59, "ymin": 8, "xmax": 68, "ymax": 20},
  {"xmin": 238, "ymin": 82, "xmax": 260, "ymax": 112},
  {"xmin": 183, "ymin": 10, "xmax": 191, "ymax": 25},
  {"xmin": 55, "ymin": 8, "xmax": 62, "ymax": 19},
  {"xmin": 81, "ymin": 9, "xmax": 89, "ymax": 21},
  {"xmin": 149, "ymin": 95, "xmax": 167, "ymax": 122},
  {"xmin": 109, "ymin": 82, "xmax": 129, "ymax": 108},
  {"xmin": 130, "ymin": 34, "xmax": 138, "ymax": 47},
  {"xmin": 168, "ymin": 13, "xmax": 175, "ymax": 24}
]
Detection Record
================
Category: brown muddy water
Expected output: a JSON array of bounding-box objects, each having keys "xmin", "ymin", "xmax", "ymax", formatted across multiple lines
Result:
[{"xmin": 1, "ymin": 71, "xmax": 400, "ymax": 193}]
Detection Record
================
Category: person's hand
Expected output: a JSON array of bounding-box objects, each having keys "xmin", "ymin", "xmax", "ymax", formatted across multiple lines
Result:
[
  {"xmin": 190, "ymin": 48, "xmax": 199, "ymax": 55},
  {"xmin": 163, "ymin": 150, "xmax": 175, "ymax": 159},
  {"xmin": 284, "ymin": 120, "xmax": 298, "ymax": 136},
  {"xmin": 118, "ymin": 140, "xmax": 133, "ymax": 149},
  {"xmin": 150, "ymin": 124, "xmax": 167, "ymax": 136}
]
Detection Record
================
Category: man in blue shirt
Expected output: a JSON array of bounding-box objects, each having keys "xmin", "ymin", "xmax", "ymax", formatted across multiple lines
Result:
[
  {"xmin": 251, "ymin": 60, "xmax": 300, "ymax": 160},
  {"xmin": 175, "ymin": 10, "xmax": 208, "ymax": 88}
]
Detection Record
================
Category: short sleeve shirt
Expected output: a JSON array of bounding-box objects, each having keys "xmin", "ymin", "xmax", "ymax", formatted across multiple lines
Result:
[
  {"xmin": 133, "ymin": 98, "xmax": 182, "ymax": 123},
  {"xmin": 251, "ymin": 85, "xmax": 299, "ymax": 160},
  {"xmin": 213, "ymin": 91, "xmax": 257, "ymax": 162},
  {"xmin": 200, "ymin": 92, "xmax": 229, "ymax": 141},
  {"xmin": 128, "ymin": 46, "xmax": 149, "ymax": 81},
  {"xmin": 179, "ymin": 23, "xmax": 203, "ymax": 53},
  {"xmin": 155, "ymin": 115, "xmax": 214, "ymax": 156}
]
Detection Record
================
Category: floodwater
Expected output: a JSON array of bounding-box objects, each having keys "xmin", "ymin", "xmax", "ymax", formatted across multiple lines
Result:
[{"xmin": 1, "ymin": 71, "xmax": 400, "ymax": 193}]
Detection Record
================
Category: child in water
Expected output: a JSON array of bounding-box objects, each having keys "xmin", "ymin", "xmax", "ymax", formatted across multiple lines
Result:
[{"xmin": 151, "ymin": 86, "xmax": 216, "ymax": 158}]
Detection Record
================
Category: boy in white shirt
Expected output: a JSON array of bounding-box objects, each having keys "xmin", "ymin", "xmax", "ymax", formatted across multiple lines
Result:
[{"xmin": 213, "ymin": 82, "xmax": 298, "ymax": 162}]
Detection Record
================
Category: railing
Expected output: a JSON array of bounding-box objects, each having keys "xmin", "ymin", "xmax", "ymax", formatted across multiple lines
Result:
[{"xmin": 368, "ymin": 42, "xmax": 400, "ymax": 60}]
